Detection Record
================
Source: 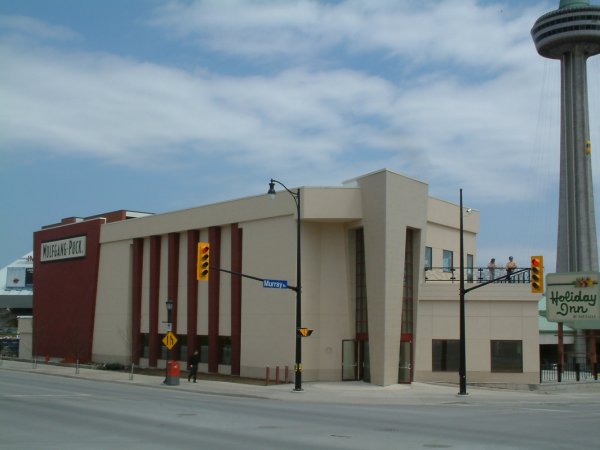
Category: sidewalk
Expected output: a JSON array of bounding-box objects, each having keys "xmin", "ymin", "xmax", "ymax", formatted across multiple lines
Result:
[{"xmin": 2, "ymin": 359, "xmax": 599, "ymax": 405}]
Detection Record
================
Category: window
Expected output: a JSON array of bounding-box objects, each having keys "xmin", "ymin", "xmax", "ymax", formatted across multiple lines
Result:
[
  {"xmin": 467, "ymin": 254, "xmax": 474, "ymax": 282},
  {"xmin": 197, "ymin": 335, "xmax": 209, "ymax": 363},
  {"xmin": 219, "ymin": 336, "xmax": 231, "ymax": 365},
  {"xmin": 442, "ymin": 250, "xmax": 453, "ymax": 273},
  {"xmin": 432, "ymin": 339, "xmax": 459, "ymax": 371},
  {"xmin": 355, "ymin": 229, "xmax": 368, "ymax": 336},
  {"xmin": 176, "ymin": 334, "xmax": 187, "ymax": 361},
  {"xmin": 402, "ymin": 230, "xmax": 415, "ymax": 335},
  {"xmin": 425, "ymin": 246, "xmax": 432, "ymax": 270},
  {"xmin": 491, "ymin": 340, "xmax": 523, "ymax": 372},
  {"xmin": 141, "ymin": 333, "xmax": 149, "ymax": 358}
]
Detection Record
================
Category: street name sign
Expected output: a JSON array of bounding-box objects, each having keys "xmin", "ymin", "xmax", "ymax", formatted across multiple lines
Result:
[
  {"xmin": 263, "ymin": 279, "xmax": 288, "ymax": 289},
  {"xmin": 546, "ymin": 271, "xmax": 599, "ymax": 322}
]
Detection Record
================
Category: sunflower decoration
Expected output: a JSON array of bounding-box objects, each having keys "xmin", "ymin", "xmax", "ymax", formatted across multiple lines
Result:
[{"xmin": 574, "ymin": 277, "xmax": 598, "ymax": 288}]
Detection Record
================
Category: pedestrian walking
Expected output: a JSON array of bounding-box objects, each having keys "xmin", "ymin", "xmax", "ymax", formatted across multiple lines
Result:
[{"xmin": 188, "ymin": 350, "xmax": 200, "ymax": 383}]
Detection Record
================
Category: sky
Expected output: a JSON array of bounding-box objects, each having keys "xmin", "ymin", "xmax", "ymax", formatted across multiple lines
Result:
[{"xmin": 1, "ymin": 0, "xmax": 599, "ymax": 272}]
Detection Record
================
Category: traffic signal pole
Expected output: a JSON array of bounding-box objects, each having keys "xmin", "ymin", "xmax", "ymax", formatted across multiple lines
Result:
[
  {"xmin": 464, "ymin": 268, "xmax": 530, "ymax": 294},
  {"xmin": 458, "ymin": 265, "xmax": 529, "ymax": 396},
  {"xmin": 458, "ymin": 189, "xmax": 534, "ymax": 395},
  {"xmin": 459, "ymin": 189, "xmax": 467, "ymax": 395}
]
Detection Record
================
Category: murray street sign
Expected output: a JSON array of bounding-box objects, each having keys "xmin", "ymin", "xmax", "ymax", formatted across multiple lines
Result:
[
  {"xmin": 546, "ymin": 271, "xmax": 599, "ymax": 322},
  {"xmin": 263, "ymin": 279, "xmax": 288, "ymax": 289}
]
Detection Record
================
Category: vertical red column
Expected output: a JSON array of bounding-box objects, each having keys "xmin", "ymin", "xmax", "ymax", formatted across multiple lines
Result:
[
  {"xmin": 208, "ymin": 226, "xmax": 221, "ymax": 373},
  {"xmin": 186, "ymin": 230, "xmax": 199, "ymax": 360},
  {"xmin": 131, "ymin": 238, "xmax": 144, "ymax": 364},
  {"xmin": 148, "ymin": 235, "xmax": 161, "ymax": 367},
  {"xmin": 168, "ymin": 233, "xmax": 180, "ymax": 359},
  {"xmin": 231, "ymin": 224, "xmax": 242, "ymax": 375}
]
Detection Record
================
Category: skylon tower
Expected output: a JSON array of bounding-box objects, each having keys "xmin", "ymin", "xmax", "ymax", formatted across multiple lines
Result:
[{"xmin": 532, "ymin": 0, "xmax": 600, "ymax": 362}]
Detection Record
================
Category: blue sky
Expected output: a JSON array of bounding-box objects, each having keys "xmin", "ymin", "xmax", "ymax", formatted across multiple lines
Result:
[{"xmin": 1, "ymin": 0, "xmax": 599, "ymax": 272}]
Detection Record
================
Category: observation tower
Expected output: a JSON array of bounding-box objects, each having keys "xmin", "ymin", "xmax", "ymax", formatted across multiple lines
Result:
[
  {"xmin": 532, "ymin": 0, "xmax": 600, "ymax": 362},
  {"xmin": 532, "ymin": 0, "xmax": 599, "ymax": 274}
]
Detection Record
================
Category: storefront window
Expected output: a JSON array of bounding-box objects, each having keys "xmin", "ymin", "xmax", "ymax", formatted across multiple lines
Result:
[
  {"xmin": 432, "ymin": 339, "xmax": 459, "ymax": 371},
  {"xmin": 198, "ymin": 335, "xmax": 209, "ymax": 363},
  {"xmin": 219, "ymin": 336, "xmax": 231, "ymax": 365},
  {"xmin": 141, "ymin": 333, "xmax": 149, "ymax": 358},
  {"xmin": 491, "ymin": 340, "xmax": 523, "ymax": 372},
  {"xmin": 176, "ymin": 334, "xmax": 187, "ymax": 361}
]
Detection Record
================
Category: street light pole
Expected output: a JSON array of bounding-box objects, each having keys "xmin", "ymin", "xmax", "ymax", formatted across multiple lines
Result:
[
  {"xmin": 268, "ymin": 179, "xmax": 303, "ymax": 391},
  {"xmin": 458, "ymin": 189, "xmax": 468, "ymax": 396},
  {"xmin": 165, "ymin": 298, "xmax": 173, "ymax": 383}
]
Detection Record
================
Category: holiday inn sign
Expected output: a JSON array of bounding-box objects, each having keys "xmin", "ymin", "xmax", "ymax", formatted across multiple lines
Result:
[{"xmin": 546, "ymin": 272, "xmax": 599, "ymax": 323}]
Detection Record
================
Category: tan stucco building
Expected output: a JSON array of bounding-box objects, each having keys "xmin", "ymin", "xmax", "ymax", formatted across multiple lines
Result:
[{"xmin": 32, "ymin": 169, "xmax": 540, "ymax": 386}]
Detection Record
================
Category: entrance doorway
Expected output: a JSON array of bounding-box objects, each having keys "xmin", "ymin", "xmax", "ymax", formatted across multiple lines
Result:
[{"xmin": 342, "ymin": 339, "xmax": 370, "ymax": 382}]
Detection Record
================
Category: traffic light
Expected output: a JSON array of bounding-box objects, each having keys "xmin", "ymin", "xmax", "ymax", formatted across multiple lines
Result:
[
  {"xmin": 297, "ymin": 328, "xmax": 313, "ymax": 337},
  {"xmin": 530, "ymin": 255, "xmax": 544, "ymax": 293},
  {"xmin": 197, "ymin": 242, "xmax": 210, "ymax": 281}
]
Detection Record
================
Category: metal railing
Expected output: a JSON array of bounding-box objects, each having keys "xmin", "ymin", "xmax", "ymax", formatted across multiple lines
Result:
[
  {"xmin": 424, "ymin": 267, "xmax": 531, "ymax": 284},
  {"xmin": 540, "ymin": 361, "xmax": 599, "ymax": 383}
]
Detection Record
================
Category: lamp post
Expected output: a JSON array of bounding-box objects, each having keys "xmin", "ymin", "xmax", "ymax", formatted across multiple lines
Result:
[
  {"xmin": 166, "ymin": 298, "xmax": 174, "ymax": 331},
  {"xmin": 268, "ymin": 178, "xmax": 303, "ymax": 391},
  {"xmin": 458, "ymin": 189, "xmax": 468, "ymax": 396},
  {"xmin": 165, "ymin": 299, "xmax": 173, "ymax": 382}
]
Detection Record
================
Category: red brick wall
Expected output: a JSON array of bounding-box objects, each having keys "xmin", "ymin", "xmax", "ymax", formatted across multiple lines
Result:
[{"xmin": 32, "ymin": 219, "xmax": 104, "ymax": 362}]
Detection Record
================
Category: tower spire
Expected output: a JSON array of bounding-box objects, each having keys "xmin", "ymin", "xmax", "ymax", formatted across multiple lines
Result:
[{"xmin": 531, "ymin": 0, "xmax": 600, "ymax": 364}]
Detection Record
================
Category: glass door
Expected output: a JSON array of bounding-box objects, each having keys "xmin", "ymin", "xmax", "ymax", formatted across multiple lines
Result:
[
  {"xmin": 342, "ymin": 339, "xmax": 370, "ymax": 381},
  {"xmin": 361, "ymin": 340, "xmax": 370, "ymax": 382},
  {"xmin": 342, "ymin": 340, "xmax": 357, "ymax": 380}
]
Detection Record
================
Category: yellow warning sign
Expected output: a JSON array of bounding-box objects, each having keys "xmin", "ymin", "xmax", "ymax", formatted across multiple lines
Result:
[
  {"xmin": 297, "ymin": 328, "xmax": 314, "ymax": 337},
  {"xmin": 162, "ymin": 331, "xmax": 178, "ymax": 350}
]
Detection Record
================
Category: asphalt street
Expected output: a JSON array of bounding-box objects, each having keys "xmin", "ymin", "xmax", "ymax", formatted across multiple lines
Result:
[{"xmin": 2, "ymin": 360, "xmax": 600, "ymax": 449}]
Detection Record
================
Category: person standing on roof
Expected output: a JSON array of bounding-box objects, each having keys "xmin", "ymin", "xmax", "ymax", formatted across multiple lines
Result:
[
  {"xmin": 487, "ymin": 258, "xmax": 497, "ymax": 281},
  {"xmin": 505, "ymin": 256, "xmax": 516, "ymax": 283}
]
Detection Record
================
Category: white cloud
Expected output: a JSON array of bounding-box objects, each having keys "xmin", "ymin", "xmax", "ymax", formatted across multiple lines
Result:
[
  {"xmin": 148, "ymin": 0, "xmax": 540, "ymax": 70},
  {"xmin": 0, "ymin": 14, "xmax": 79, "ymax": 41},
  {"xmin": 0, "ymin": 0, "xmax": 597, "ymax": 209}
]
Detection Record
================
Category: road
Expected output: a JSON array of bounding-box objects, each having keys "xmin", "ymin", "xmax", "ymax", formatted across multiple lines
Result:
[{"xmin": 1, "ymin": 370, "xmax": 599, "ymax": 449}]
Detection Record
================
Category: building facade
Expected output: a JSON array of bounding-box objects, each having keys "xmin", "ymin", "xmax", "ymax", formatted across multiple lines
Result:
[
  {"xmin": 1, "ymin": 253, "xmax": 33, "ymax": 358},
  {"xmin": 32, "ymin": 169, "xmax": 540, "ymax": 386}
]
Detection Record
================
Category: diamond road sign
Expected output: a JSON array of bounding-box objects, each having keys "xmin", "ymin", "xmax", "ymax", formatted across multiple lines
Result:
[
  {"xmin": 262, "ymin": 279, "xmax": 288, "ymax": 289},
  {"xmin": 162, "ymin": 331, "xmax": 178, "ymax": 350}
]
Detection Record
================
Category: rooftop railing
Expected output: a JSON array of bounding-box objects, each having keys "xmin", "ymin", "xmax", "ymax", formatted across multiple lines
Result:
[{"xmin": 424, "ymin": 267, "xmax": 531, "ymax": 284}]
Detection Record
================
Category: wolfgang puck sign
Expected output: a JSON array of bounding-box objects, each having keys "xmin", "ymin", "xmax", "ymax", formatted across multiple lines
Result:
[{"xmin": 41, "ymin": 236, "xmax": 87, "ymax": 262}]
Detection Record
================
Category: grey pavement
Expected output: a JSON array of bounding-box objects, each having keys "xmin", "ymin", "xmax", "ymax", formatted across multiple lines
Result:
[{"xmin": 2, "ymin": 358, "xmax": 599, "ymax": 406}]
